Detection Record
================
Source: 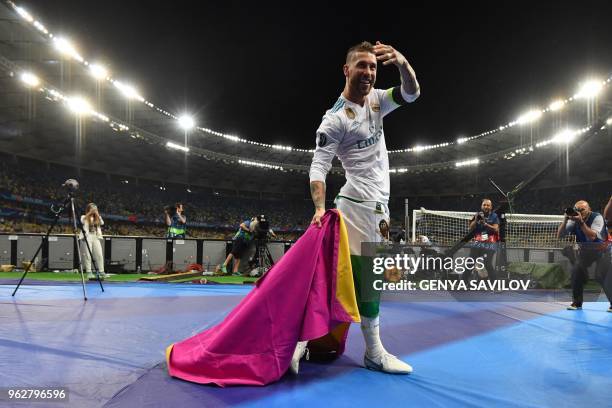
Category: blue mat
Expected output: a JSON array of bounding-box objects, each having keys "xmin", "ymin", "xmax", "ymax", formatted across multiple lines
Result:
[
  {"xmin": 0, "ymin": 283, "xmax": 250, "ymax": 407},
  {"xmin": 1, "ymin": 283, "xmax": 610, "ymax": 407}
]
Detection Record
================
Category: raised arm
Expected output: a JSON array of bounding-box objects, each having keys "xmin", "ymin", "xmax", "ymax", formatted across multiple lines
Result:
[{"xmin": 373, "ymin": 41, "xmax": 420, "ymax": 100}]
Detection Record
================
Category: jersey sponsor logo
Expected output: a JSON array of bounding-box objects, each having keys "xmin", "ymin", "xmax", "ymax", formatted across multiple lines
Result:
[
  {"xmin": 371, "ymin": 104, "xmax": 380, "ymax": 112},
  {"xmin": 317, "ymin": 133, "xmax": 327, "ymax": 147},
  {"xmin": 356, "ymin": 129, "xmax": 382, "ymax": 149},
  {"xmin": 345, "ymin": 107, "xmax": 356, "ymax": 119}
]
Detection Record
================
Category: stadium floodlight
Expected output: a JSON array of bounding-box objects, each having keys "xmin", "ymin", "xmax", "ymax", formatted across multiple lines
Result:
[
  {"xmin": 575, "ymin": 80, "xmax": 603, "ymax": 99},
  {"xmin": 457, "ymin": 137, "xmax": 468, "ymax": 144},
  {"xmin": 607, "ymin": 117, "xmax": 612, "ymax": 126},
  {"xmin": 516, "ymin": 109, "xmax": 542, "ymax": 125},
  {"xmin": 15, "ymin": 6, "xmax": 34, "ymax": 22},
  {"xmin": 113, "ymin": 80, "xmax": 144, "ymax": 101},
  {"xmin": 53, "ymin": 37, "xmax": 84, "ymax": 62},
  {"xmin": 238, "ymin": 159, "xmax": 283, "ymax": 170},
  {"xmin": 272, "ymin": 144, "xmax": 293, "ymax": 151},
  {"xmin": 166, "ymin": 141, "xmax": 190, "ymax": 152},
  {"xmin": 178, "ymin": 114, "xmax": 195, "ymax": 130},
  {"xmin": 20, "ymin": 72, "xmax": 40, "ymax": 87},
  {"xmin": 89, "ymin": 64, "xmax": 108, "ymax": 80},
  {"xmin": 413, "ymin": 145, "xmax": 425, "ymax": 152},
  {"xmin": 455, "ymin": 158, "xmax": 480, "ymax": 167},
  {"xmin": 33, "ymin": 21, "xmax": 48, "ymax": 34},
  {"xmin": 548, "ymin": 100, "xmax": 565, "ymax": 111},
  {"xmin": 66, "ymin": 96, "xmax": 92, "ymax": 115},
  {"xmin": 552, "ymin": 129, "xmax": 575, "ymax": 144}
]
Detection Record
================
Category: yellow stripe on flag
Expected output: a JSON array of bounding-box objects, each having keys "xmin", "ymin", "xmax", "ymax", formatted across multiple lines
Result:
[{"xmin": 335, "ymin": 210, "xmax": 361, "ymax": 322}]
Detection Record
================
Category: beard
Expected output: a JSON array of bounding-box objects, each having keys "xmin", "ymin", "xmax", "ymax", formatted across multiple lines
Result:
[{"xmin": 350, "ymin": 76, "xmax": 373, "ymax": 96}]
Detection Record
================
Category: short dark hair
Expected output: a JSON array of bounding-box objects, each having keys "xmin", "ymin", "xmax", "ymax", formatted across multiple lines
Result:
[
  {"xmin": 175, "ymin": 202, "xmax": 183, "ymax": 209},
  {"xmin": 346, "ymin": 41, "xmax": 375, "ymax": 63}
]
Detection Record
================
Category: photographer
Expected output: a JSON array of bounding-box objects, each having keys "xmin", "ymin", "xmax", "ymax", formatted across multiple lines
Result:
[
  {"xmin": 165, "ymin": 202, "xmax": 186, "ymax": 239},
  {"xmin": 80, "ymin": 203, "xmax": 105, "ymax": 280},
  {"xmin": 462, "ymin": 198, "xmax": 499, "ymax": 282},
  {"xmin": 557, "ymin": 200, "xmax": 610, "ymax": 311},
  {"xmin": 217, "ymin": 217, "xmax": 257, "ymax": 275},
  {"xmin": 393, "ymin": 227, "xmax": 406, "ymax": 244}
]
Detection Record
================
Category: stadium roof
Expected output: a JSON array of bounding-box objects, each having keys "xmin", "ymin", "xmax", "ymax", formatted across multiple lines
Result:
[{"xmin": 0, "ymin": 1, "xmax": 611, "ymax": 197}]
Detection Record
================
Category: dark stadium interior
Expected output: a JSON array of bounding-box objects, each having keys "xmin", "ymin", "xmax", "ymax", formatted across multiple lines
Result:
[
  {"xmin": 1, "ymin": 2, "xmax": 612, "ymax": 408},
  {"xmin": 0, "ymin": 0, "xmax": 611, "ymax": 239}
]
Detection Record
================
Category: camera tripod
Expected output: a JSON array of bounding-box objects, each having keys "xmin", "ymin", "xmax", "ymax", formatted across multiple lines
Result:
[
  {"xmin": 249, "ymin": 239, "xmax": 275, "ymax": 277},
  {"xmin": 12, "ymin": 188, "xmax": 104, "ymax": 300}
]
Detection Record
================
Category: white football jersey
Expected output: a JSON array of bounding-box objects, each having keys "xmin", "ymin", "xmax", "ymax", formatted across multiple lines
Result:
[{"xmin": 309, "ymin": 87, "xmax": 416, "ymax": 204}]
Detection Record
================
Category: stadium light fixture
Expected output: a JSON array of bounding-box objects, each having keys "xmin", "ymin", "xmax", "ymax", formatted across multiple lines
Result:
[
  {"xmin": 455, "ymin": 158, "xmax": 480, "ymax": 167},
  {"xmin": 178, "ymin": 114, "xmax": 195, "ymax": 130},
  {"xmin": 575, "ymin": 80, "xmax": 603, "ymax": 99},
  {"xmin": 53, "ymin": 37, "xmax": 84, "ymax": 62},
  {"xmin": 457, "ymin": 137, "xmax": 468, "ymax": 144},
  {"xmin": 548, "ymin": 100, "xmax": 565, "ymax": 111},
  {"xmin": 552, "ymin": 129, "xmax": 575, "ymax": 144},
  {"xmin": 66, "ymin": 96, "xmax": 92, "ymax": 115},
  {"xmin": 516, "ymin": 109, "xmax": 542, "ymax": 125},
  {"xmin": 113, "ymin": 80, "xmax": 144, "ymax": 101},
  {"xmin": 15, "ymin": 6, "xmax": 34, "ymax": 22},
  {"xmin": 33, "ymin": 20, "xmax": 48, "ymax": 34},
  {"xmin": 166, "ymin": 141, "xmax": 190, "ymax": 152},
  {"xmin": 89, "ymin": 63, "xmax": 108, "ymax": 80},
  {"xmin": 272, "ymin": 144, "xmax": 293, "ymax": 151},
  {"xmin": 238, "ymin": 159, "xmax": 284, "ymax": 170},
  {"xmin": 606, "ymin": 117, "xmax": 612, "ymax": 126},
  {"xmin": 20, "ymin": 71, "xmax": 40, "ymax": 87}
]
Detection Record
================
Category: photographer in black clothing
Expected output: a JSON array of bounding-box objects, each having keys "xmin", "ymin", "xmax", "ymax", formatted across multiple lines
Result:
[
  {"xmin": 557, "ymin": 200, "xmax": 610, "ymax": 311},
  {"xmin": 462, "ymin": 199, "xmax": 499, "ymax": 282}
]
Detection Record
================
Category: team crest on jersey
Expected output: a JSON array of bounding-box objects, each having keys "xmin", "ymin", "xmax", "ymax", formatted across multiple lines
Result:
[
  {"xmin": 371, "ymin": 104, "xmax": 380, "ymax": 112},
  {"xmin": 345, "ymin": 107, "xmax": 356, "ymax": 119},
  {"xmin": 317, "ymin": 133, "xmax": 327, "ymax": 147}
]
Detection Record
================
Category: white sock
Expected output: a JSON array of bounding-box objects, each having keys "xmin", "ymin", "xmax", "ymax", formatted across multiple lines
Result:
[{"xmin": 361, "ymin": 315, "xmax": 386, "ymax": 361}]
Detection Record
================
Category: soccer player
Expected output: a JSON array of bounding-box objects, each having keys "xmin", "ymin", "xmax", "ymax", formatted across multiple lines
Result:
[{"xmin": 305, "ymin": 41, "xmax": 420, "ymax": 374}]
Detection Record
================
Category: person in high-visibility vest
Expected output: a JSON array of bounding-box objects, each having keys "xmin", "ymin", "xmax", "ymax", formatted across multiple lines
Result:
[{"xmin": 165, "ymin": 203, "xmax": 186, "ymax": 238}]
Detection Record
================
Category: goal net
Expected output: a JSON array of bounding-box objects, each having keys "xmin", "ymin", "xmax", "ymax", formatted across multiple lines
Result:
[{"xmin": 411, "ymin": 208, "xmax": 575, "ymax": 249}]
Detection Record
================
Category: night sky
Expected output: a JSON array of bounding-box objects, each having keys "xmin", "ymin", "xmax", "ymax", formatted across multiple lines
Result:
[{"xmin": 22, "ymin": 1, "xmax": 612, "ymax": 150}]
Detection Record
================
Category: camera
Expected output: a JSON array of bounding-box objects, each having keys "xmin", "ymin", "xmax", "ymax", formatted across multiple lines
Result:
[
  {"xmin": 565, "ymin": 207, "xmax": 579, "ymax": 217},
  {"xmin": 253, "ymin": 214, "xmax": 270, "ymax": 240},
  {"xmin": 475, "ymin": 211, "xmax": 485, "ymax": 222},
  {"xmin": 165, "ymin": 205, "xmax": 177, "ymax": 215},
  {"xmin": 62, "ymin": 179, "xmax": 79, "ymax": 191}
]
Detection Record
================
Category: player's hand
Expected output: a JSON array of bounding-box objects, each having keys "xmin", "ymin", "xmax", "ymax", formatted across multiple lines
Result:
[
  {"xmin": 373, "ymin": 41, "xmax": 407, "ymax": 67},
  {"xmin": 311, "ymin": 208, "xmax": 326, "ymax": 228}
]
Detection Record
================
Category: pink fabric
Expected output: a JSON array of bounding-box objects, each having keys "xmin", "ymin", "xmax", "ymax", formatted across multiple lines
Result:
[{"xmin": 167, "ymin": 210, "xmax": 353, "ymax": 386}]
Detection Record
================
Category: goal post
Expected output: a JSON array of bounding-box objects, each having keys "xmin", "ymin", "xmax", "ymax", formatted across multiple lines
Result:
[{"xmin": 411, "ymin": 208, "xmax": 574, "ymax": 249}]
